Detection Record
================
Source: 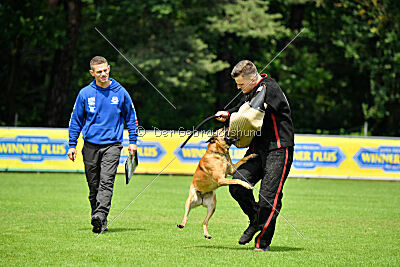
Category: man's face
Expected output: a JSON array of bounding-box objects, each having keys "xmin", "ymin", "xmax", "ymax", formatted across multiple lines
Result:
[
  {"xmin": 234, "ymin": 74, "xmax": 257, "ymax": 94},
  {"xmin": 90, "ymin": 63, "xmax": 110, "ymax": 84}
]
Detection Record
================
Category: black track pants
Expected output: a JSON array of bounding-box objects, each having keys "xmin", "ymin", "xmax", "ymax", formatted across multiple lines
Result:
[
  {"xmin": 82, "ymin": 142, "xmax": 122, "ymax": 224},
  {"xmin": 229, "ymin": 146, "xmax": 293, "ymax": 248}
]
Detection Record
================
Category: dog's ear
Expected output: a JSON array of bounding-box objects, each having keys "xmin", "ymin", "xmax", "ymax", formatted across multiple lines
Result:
[{"xmin": 206, "ymin": 136, "xmax": 216, "ymax": 143}]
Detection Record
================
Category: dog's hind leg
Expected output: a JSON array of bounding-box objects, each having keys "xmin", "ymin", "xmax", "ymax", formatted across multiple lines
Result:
[
  {"xmin": 217, "ymin": 178, "xmax": 253, "ymax": 190},
  {"xmin": 202, "ymin": 191, "xmax": 216, "ymax": 239},
  {"xmin": 177, "ymin": 186, "xmax": 201, "ymax": 229}
]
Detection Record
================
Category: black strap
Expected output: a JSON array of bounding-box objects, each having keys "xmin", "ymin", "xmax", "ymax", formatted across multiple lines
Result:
[{"xmin": 180, "ymin": 115, "xmax": 218, "ymax": 148}]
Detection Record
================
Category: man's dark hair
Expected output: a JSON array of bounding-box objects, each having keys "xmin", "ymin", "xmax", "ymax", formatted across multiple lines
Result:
[
  {"xmin": 231, "ymin": 60, "xmax": 258, "ymax": 78},
  {"xmin": 90, "ymin": 56, "xmax": 108, "ymax": 70}
]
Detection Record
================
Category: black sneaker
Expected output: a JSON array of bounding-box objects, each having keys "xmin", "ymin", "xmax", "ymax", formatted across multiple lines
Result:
[
  {"xmin": 253, "ymin": 245, "xmax": 270, "ymax": 252},
  {"xmin": 91, "ymin": 216, "xmax": 102, "ymax": 233},
  {"xmin": 92, "ymin": 226, "xmax": 108, "ymax": 233},
  {"xmin": 238, "ymin": 224, "xmax": 260, "ymax": 245}
]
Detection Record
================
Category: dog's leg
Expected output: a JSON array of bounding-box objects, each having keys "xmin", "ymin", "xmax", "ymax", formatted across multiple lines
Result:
[
  {"xmin": 177, "ymin": 186, "xmax": 200, "ymax": 229},
  {"xmin": 227, "ymin": 153, "xmax": 258, "ymax": 176},
  {"xmin": 202, "ymin": 191, "xmax": 216, "ymax": 239},
  {"xmin": 217, "ymin": 178, "xmax": 253, "ymax": 190}
]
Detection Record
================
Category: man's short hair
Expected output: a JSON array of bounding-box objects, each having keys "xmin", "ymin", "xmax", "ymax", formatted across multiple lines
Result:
[
  {"xmin": 90, "ymin": 56, "xmax": 108, "ymax": 70},
  {"xmin": 231, "ymin": 60, "xmax": 258, "ymax": 78}
]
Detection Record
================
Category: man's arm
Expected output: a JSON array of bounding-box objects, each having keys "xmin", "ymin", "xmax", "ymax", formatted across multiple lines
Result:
[
  {"xmin": 227, "ymin": 95, "xmax": 246, "ymax": 115},
  {"xmin": 68, "ymin": 93, "xmax": 85, "ymax": 161},
  {"xmin": 123, "ymin": 90, "xmax": 138, "ymax": 156},
  {"xmin": 264, "ymin": 78, "xmax": 286, "ymax": 112},
  {"xmin": 215, "ymin": 94, "xmax": 246, "ymax": 122}
]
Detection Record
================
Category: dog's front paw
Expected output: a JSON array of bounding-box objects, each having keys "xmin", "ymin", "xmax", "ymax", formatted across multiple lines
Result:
[
  {"xmin": 177, "ymin": 224, "xmax": 184, "ymax": 229},
  {"xmin": 244, "ymin": 183, "xmax": 254, "ymax": 190},
  {"xmin": 247, "ymin": 153, "xmax": 258, "ymax": 159}
]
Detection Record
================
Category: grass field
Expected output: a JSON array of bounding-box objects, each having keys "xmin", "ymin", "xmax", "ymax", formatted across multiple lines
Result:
[{"xmin": 0, "ymin": 172, "xmax": 399, "ymax": 266}]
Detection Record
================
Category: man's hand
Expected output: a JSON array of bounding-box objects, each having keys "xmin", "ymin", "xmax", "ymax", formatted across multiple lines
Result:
[
  {"xmin": 215, "ymin": 111, "xmax": 229, "ymax": 122},
  {"xmin": 128, "ymin": 144, "xmax": 137, "ymax": 157},
  {"xmin": 67, "ymin": 148, "xmax": 77, "ymax": 162}
]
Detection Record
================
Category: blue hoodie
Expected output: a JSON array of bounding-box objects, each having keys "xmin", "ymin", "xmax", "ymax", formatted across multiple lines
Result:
[{"xmin": 68, "ymin": 78, "xmax": 138, "ymax": 148}]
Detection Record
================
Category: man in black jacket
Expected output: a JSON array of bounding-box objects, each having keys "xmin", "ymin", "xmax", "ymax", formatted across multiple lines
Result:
[{"xmin": 215, "ymin": 60, "xmax": 294, "ymax": 252}]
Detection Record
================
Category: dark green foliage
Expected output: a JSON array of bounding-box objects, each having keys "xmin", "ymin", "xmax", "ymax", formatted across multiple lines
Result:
[{"xmin": 0, "ymin": 0, "xmax": 399, "ymax": 135}]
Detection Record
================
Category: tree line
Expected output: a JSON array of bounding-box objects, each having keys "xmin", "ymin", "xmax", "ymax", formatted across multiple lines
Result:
[{"xmin": 1, "ymin": 0, "xmax": 399, "ymax": 136}]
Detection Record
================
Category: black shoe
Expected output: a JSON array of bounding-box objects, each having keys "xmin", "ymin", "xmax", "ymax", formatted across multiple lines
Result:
[
  {"xmin": 238, "ymin": 224, "xmax": 260, "ymax": 245},
  {"xmin": 91, "ymin": 216, "xmax": 102, "ymax": 233},
  {"xmin": 92, "ymin": 226, "xmax": 108, "ymax": 233},
  {"xmin": 253, "ymin": 245, "xmax": 270, "ymax": 252}
]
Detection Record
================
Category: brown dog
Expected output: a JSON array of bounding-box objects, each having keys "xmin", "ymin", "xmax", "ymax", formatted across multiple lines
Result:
[{"xmin": 177, "ymin": 128, "xmax": 256, "ymax": 239}]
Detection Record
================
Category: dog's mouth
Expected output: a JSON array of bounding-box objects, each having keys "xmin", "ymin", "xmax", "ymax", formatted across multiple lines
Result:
[
  {"xmin": 224, "ymin": 136, "xmax": 239, "ymax": 146},
  {"xmin": 205, "ymin": 129, "xmax": 239, "ymax": 147},
  {"xmin": 224, "ymin": 131, "xmax": 239, "ymax": 146}
]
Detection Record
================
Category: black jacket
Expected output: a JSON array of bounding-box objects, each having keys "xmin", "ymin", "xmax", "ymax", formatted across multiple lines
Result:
[{"xmin": 227, "ymin": 74, "xmax": 294, "ymax": 151}]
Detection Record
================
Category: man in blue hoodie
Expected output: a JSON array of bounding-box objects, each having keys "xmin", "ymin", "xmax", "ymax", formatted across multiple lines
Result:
[{"xmin": 68, "ymin": 56, "xmax": 138, "ymax": 233}]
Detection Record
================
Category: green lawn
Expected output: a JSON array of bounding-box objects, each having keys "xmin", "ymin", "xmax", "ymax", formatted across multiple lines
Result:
[{"xmin": 0, "ymin": 172, "xmax": 399, "ymax": 266}]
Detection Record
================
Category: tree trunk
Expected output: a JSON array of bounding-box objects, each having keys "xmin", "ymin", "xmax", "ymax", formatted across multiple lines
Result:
[
  {"xmin": 289, "ymin": 4, "xmax": 305, "ymax": 30},
  {"xmin": 5, "ymin": 38, "xmax": 22, "ymax": 125},
  {"xmin": 46, "ymin": 0, "xmax": 81, "ymax": 127}
]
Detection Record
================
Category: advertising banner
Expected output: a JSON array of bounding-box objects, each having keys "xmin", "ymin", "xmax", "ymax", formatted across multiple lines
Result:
[{"xmin": 1, "ymin": 127, "xmax": 399, "ymax": 180}]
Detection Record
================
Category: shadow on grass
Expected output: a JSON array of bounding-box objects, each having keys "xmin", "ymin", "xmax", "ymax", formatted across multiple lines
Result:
[
  {"xmin": 78, "ymin": 227, "xmax": 146, "ymax": 233},
  {"xmin": 106, "ymin": 227, "xmax": 147, "ymax": 233},
  {"xmin": 192, "ymin": 245, "xmax": 304, "ymax": 252},
  {"xmin": 269, "ymin": 246, "xmax": 304, "ymax": 252}
]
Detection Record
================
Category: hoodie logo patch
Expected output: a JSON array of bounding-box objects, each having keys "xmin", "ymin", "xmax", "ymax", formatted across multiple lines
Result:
[
  {"xmin": 88, "ymin": 97, "xmax": 96, "ymax": 112},
  {"xmin": 111, "ymin": 96, "xmax": 119, "ymax": 105}
]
